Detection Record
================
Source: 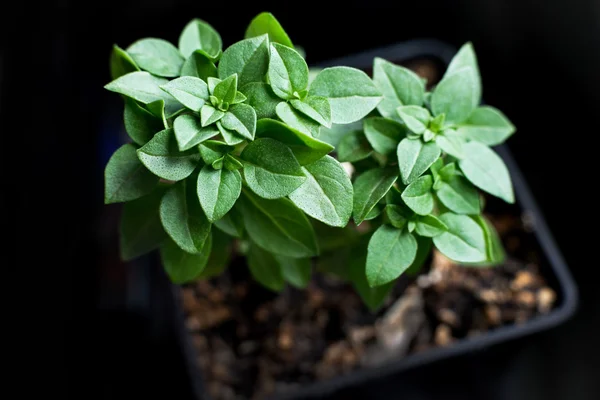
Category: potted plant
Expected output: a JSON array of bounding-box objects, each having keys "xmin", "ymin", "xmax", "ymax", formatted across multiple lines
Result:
[{"xmin": 103, "ymin": 12, "xmax": 576, "ymax": 400}]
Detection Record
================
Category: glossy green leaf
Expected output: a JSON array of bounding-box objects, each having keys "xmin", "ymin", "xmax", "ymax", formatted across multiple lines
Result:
[
  {"xmin": 160, "ymin": 76, "xmax": 209, "ymax": 112},
  {"xmin": 200, "ymin": 104, "xmax": 225, "ymax": 127},
  {"xmin": 366, "ymin": 225, "xmax": 417, "ymax": 287},
  {"xmin": 385, "ymin": 204, "xmax": 409, "ymax": 230},
  {"xmin": 433, "ymin": 213, "xmax": 486, "ymax": 262},
  {"xmin": 290, "ymin": 96, "xmax": 331, "ymax": 127},
  {"xmin": 397, "ymin": 138, "xmax": 441, "ymax": 184},
  {"xmin": 110, "ymin": 44, "xmax": 139, "ymax": 80},
  {"xmin": 363, "ymin": 117, "xmax": 406, "ymax": 155},
  {"xmin": 456, "ymin": 106, "xmax": 515, "ymax": 146},
  {"xmin": 241, "ymin": 137, "xmax": 306, "ymax": 198},
  {"xmin": 353, "ymin": 167, "xmax": 398, "ymax": 225},
  {"xmin": 240, "ymin": 82, "xmax": 280, "ymax": 119},
  {"xmin": 436, "ymin": 175, "xmax": 481, "ymax": 215},
  {"xmin": 415, "ymin": 215, "xmax": 448, "ymax": 237},
  {"xmin": 197, "ymin": 164, "xmax": 242, "ymax": 222},
  {"xmin": 459, "ymin": 142, "xmax": 514, "ymax": 203},
  {"xmin": 160, "ymin": 179, "xmax": 211, "ymax": 254},
  {"xmin": 221, "ymin": 103, "xmax": 256, "ymax": 140},
  {"xmin": 431, "ymin": 67, "xmax": 477, "ymax": 125},
  {"xmin": 161, "ymin": 234, "xmax": 212, "ymax": 284},
  {"xmin": 268, "ymin": 43, "xmax": 308, "ymax": 100},
  {"xmin": 123, "ymin": 99, "xmax": 163, "ymax": 145},
  {"xmin": 401, "ymin": 175, "xmax": 434, "ymax": 215},
  {"xmin": 275, "ymin": 101, "xmax": 320, "ymax": 137},
  {"xmin": 137, "ymin": 128, "xmax": 201, "ymax": 181},
  {"xmin": 247, "ymin": 244, "xmax": 285, "ymax": 291},
  {"xmin": 471, "ymin": 215, "xmax": 506, "ymax": 265},
  {"xmin": 180, "ymin": 50, "xmax": 218, "ymax": 80},
  {"xmin": 397, "ymin": 105, "xmax": 431, "ymax": 134},
  {"xmin": 213, "ymin": 74, "xmax": 238, "ymax": 104},
  {"xmin": 444, "ymin": 42, "xmax": 482, "ymax": 109},
  {"xmin": 436, "ymin": 131, "xmax": 465, "ymax": 159},
  {"xmin": 218, "ymin": 34, "xmax": 269, "ymax": 87},
  {"xmin": 255, "ymin": 118, "xmax": 333, "ymax": 165},
  {"xmin": 245, "ymin": 12, "xmax": 293, "ymax": 48},
  {"xmin": 289, "ymin": 155, "xmax": 353, "ymax": 227},
  {"xmin": 178, "ymin": 19, "xmax": 222, "ymax": 60},
  {"xmin": 309, "ymin": 66, "xmax": 382, "ymax": 124},
  {"xmin": 337, "ymin": 130, "xmax": 373, "ymax": 163},
  {"xmin": 278, "ymin": 255, "xmax": 311, "ymax": 288},
  {"xmin": 173, "ymin": 114, "xmax": 218, "ymax": 151},
  {"xmin": 238, "ymin": 190, "xmax": 318, "ymax": 258},
  {"xmin": 372, "ymin": 57, "xmax": 425, "ymax": 120},
  {"xmin": 119, "ymin": 188, "xmax": 168, "ymax": 261},
  {"xmin": 126, "ymin": 38, "xmax": 184, "ymax": 78},
  {"xmin": 105, "ymin": 144, "xmax": 159, "ymax": 204},
  {"xmin": 214, "ymin": 207, "xmax": 244, "ymax": 238},
  {"xmin": 104, "ymin": 72, "xmax": 183, "ymax": 116}
]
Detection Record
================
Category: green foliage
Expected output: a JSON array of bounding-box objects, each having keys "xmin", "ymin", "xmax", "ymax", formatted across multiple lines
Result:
[{"xmin": 103, "ymin": 15, "xmax": 516, "ymax": 308}]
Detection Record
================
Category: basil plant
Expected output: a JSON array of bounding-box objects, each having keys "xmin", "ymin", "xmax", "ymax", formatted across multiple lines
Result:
[{"xmin": 104, "ymin": 12, "xmax": 516, "ymax": 310}]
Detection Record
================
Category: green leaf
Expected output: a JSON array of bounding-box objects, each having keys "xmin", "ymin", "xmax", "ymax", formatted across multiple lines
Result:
[
  {"xmin": 221, "ymin": 103, "xmax": 256, "ymax": 140},
  {"xmin": 105, "ymin": 144, "xmax": 159, "ymax": 204},
  {"xmin": 198, "ymin": 140, "xmax": 233, "ymax": 165},
  {"xmin": 309, "ymin": 66, "xmax": 382, "ymax": 124},
  {"xmin": 255, "ymin": 118, "xmax": 333, "ymax": 165},
  {"xmin": 471, "ymin": 215, "xmax": 506, "ymax": 265},
  {"xmin": 232, "ymin": 91, "xmax": 247, "ymax": 104},
  {"xmin": 160, "ymin": 234, "xmax": 212, "ymax": 284},
  {"xmin": 197, "ymin": 165, "xmax": 242, "ymax": 222},
  {"xmin": 238, "ymin": 190, "xmax": 318, "ymax": 258},
  {"xmin": 275, "ymin": 101, "xmax": 320, "ymax": 137},
  {"xmin": 126, "ymin": 38, "xmax": 184, "ymax": 78},
  {"xmin": 160, "ymin": 179, "xmax": 211, "ymax": 253},
  {"xmin": 213, "ymin": 74, "xmax": 238, "ymax": 104},
  {"xmin": 401, "ymin": 175, "xmax": 434, "ymax": 215},
  {"xmin": 436, "ymin": 131, "xmax": 465, "ymax": 159},
  {"xmin": 353, "ymin": 167, "xmax": 398, "ymax": 225},
  {"xmin": 415, "ymin": 214, "xmax": 448, "ymax": 237},
  {"xmin": 289, "ymin": 156, "xmax": 352, "ymax": 227},
  {"xmin": 247, "ymin": 244, "xmax": 285, "ymax": 291},
  {"xmin": 397, "ymin": 138, "xmax": 441, "ymax": 184},
  {"xmin": 197, "ymin": 229, "xmax": 232, "ymax": 279},
  {"xmin": 337, "ymin": 130, "xmax": 373, "ymax": 163},
  {"xmin": 214, "ymin": 207, "xmax": 244, "ymax": 238},
  {"xmin": 444, "ymin": 42, "xmax": 482, "ymax": 109},
  {"xmin": 405, "ymin": 235, "xmax": 432, "ymax": 276},
  {"xmin": 110, "ymin": 44, "xmax": 139, "ymax": 80},
  {"xmin": 240, "ymin": 82, "xmax": 280, "ymax": 119},
  {"xmin": 245, "ymin": 12, "xmax": 293, "ymax": 48},
  {"xmin": 160, "ymin": 77, "xmax": 209, "ymax": 112},
  {"xmin": 459, "ymin": 142, "xmax": 514, "ymax": 203},
  {"xmin": 397, "ymin": 105, "xmax": 431, "ymax": 134},
  {"xmin": 268, "ymin": 43, "xmax": 308, "ymax": 100},
  {"xmin": 290, "ymin": 96, "xmax": 331, "ymax": 127},
  {"xmin": 318, "ymin": 121, "xmax": 362, "ymax": 147},
  {"xmin": 224, "ymin": 154, "xmax": 243, "ymax": 171},
  {"xmin": 364, "ymin": 204, "xmax": 383, "ymax": 221},
  {"xmin": 385, "ymin": 204, "xmax": 409, "ymax": 230},
  {"xmin": 218, "ymin": 35, "xmax": 269, "ymax": 87},
  {"xmin": 104, "ymin": 72, "xmax": 183, "ymax": 116},
  {"xmin": 120, "ymin": 188, "xmax": 168, "ymax": 261},
  {"xmin": 431, "ymin": 67, "xmax": 477, "ymax": 125},
  {"xmin": 123, "ymin": 99, "xmax": 163, "ymax": 145},
  {"xmin": 456, "ymin": 106, "xmax": 515, "ymax": 146},
  {"xmin": 430, "ymin": 114, "xmax": 446, "ymax": 133},
  {"xmin": 436, "ymin": 175, "xmax": 481, "ymax": 215},
  {"xmin": 433, "ymin": 213, "xmax": 486, "ymax": 262},
  {"xmin": 137, "ymin": 128, "xmax": 201, "ymax": 181},
  {"xmin": 439, "ymin": 162, "xmax": 458, "ymax": 180},
  {"xmin": 200, "ymin": 104, "xmax": 225, "ymax": 127},
  {"xmin": 211, "ymin": 157, "xmax": 224, "ymax": 170},
  {"xmin": 278, "ymin": 255, "xmax": 311, "ymax": 288},
  {"xmin": 372, "ymin": 57, "xmax": 425, "ymax": 120},
  {"xmin": 173, "ymin": 115, "xmax": 219, "ymax": 151},
  {"xmin": 178, "ymin": 19, "xmax": 222, "ymax": 60},
  {"xmin": 241, "ymin": 137, "xmax": 306, "ymax": 198},
  {"xmin": 216, "ymin": 122, "xmax": 245, "ymax": 145},
  {"xmin": 366, "ymin": 225, "xmax": 417, "ymax": 287},
  {"xmin": 312, "ymin": 220, "xmax": 359, "ymax": 253},
  {"xmin": 363, "ymin": 117, "xmax": 406, "ymax": 155},
  {"xmin": 180, "ymin": 50, "xmax": 218, "ymax": 80}
]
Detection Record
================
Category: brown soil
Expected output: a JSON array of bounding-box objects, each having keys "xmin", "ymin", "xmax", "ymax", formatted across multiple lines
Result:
[{"xmin": 181, "ymin": 209, "xmax": 556, "ymax": 400}]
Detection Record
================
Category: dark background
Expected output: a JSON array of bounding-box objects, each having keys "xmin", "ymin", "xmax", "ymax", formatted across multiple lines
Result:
[{"xmin": 3, "ymin": 0, "xmax": 599, "ymax": 398}]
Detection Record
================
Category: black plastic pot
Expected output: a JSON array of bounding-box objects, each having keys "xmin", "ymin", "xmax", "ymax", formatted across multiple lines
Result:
[{"xmin": 166, "ymin": 39, "xmax": 578, "ymax": 400}]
